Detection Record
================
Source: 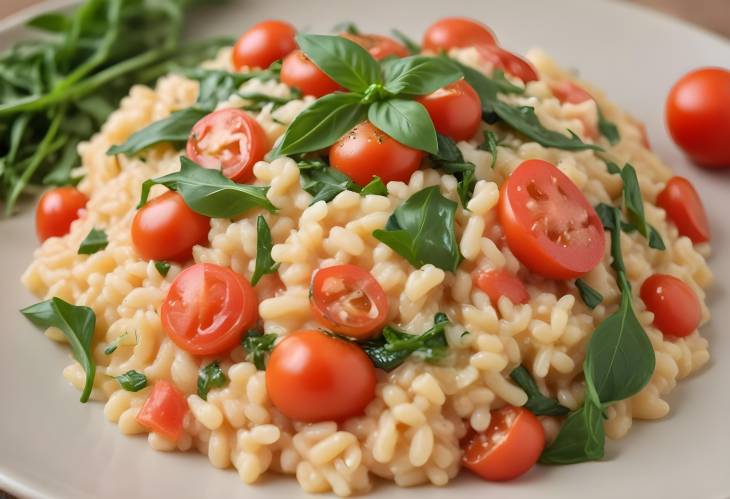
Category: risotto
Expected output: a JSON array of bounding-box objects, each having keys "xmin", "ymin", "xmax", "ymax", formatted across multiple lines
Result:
[{"xmin": 21, "ymin": 17, "xmax": 712, "ymax": 496}]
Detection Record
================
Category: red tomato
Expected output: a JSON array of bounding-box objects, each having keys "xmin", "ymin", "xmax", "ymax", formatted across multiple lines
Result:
[
  {"xmin": 656, "ymin": 176, "xmax": 710, "ymax": 243},
  {"xmin": 131, "ymin": 191, "xmax": 210, "ymax": 262},
  {"xmin": 161, "ymin": 263, "xmax": 258, "ymax": 356},
  {"xmin": 641, "ymin": 274, "xmax": 702, "ymax": 338},
  {"xmin": 551, "ymin": 80, "xmax": 592, "ymax": 104},
  {"xmin": 232, "ymin": 20, "xmax": 297, "ymax": 70},
  {"xmin": 310, "ymin": 264, "xmax": 388, "ymax": 339},
  {"xmin": 280, "ymin": 49, "xmax": 343, "ymax": 97},
  {"xmin": 136, "ymin": 380, "xmax": 188, "ymax": 441},
  {"xmin": 463, "ymin": 406, "xmax": 545, "ymax": 482},
  {"xmin": 477, "ymin": 45, "xmax": 538, "ymax": 83},
  {"xmin": 666, "ymin": 67, "xmax": 730, "ymax": 168},
  {"xmin": 498, "ymin": 159, "xmax": 606, "ymax": 279},
  {"xmin": 473, "ymin": 268, "xmax": 529, "ymax": 305},
  {"xmin": 266, "ymin": 330, "xmax": 376, "ymax": 422},
  {"xmin": 340, "ymin": 32, "xmax": 409, "ymax": 60},
  {"xmin": 35, "ymin": 187, "xmax": 88, "ymax": 243},
  {"xmin": 422, "ymin": 17, "xmax": 497, "ymax": 52},
  {"xmin": 329, "ymin": 121, "xmax": 424, "ymax": 186},
  {"xmin": 187, "ymin": 108, "xmax": 268, "ymax": 184},
  {"xmin": 416, "ymin": 79, "xmax": 482, "ymax": 141}
]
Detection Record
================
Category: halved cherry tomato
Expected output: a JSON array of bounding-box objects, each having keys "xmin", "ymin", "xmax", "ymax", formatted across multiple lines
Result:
[
  {"xmin": 310, "ymin": 264, "xmax": 388, "ymax": 339},
  {"xmin": 35, "ymin": 187, "xmax": 88, "ymax": 243},
  {"xmin": 551, "ymin": 80, "xmax": 592, "ymax": 104},
  {"xmin": 187, "ymin": 108, "xmax": 268, "ymax": 184},
  {"xmin": 266, "ymin": 330, "xmax": 376, "ymax": 422},
  {"xmin": 340, "ymin": 32, "xmax": 409, "ymax": 60},
  {"xmin": 232, "ymin": 20, "xmax": 297, "ymax": 70},
  {"xmin": 473, "ymin": 268, "xmax": 529, "ymax": 305},
  {"xmin": 280, "ymin": 49, "xmax": 343, "ymax": 97},
  {"xmin": 463, "ymin": 405, "xmax": 545, "ymax": 482},
  {"xmin": 136, "ymin": 380, "xmax": 188, "ymax": 441},
  {"xmin": 416, "ymin": 79, "xmax": 482, "ymax": 141},
  {"xmin": 641, "ymin": 274, "xmax": 701, "ymax": 338},
  {"xmin": 422, "ymin": 17, "xmax": 497, "ymax": 52},
  {"xmin": 498, "ymin": 159, "xmax": 606, "ymax": 279},
  {"xmin": 161, "ymin": 263, "xmax": 258, "ymax": 356},
  {"xmin": 329, "ymin": 120, "xmax": 423, "ymax": 186},
  {"xmin": 656, "ymin": 176, "xmax": 710, "ymax": 243},
  {"xmin": 666, "ymin": 67, "xmax": 730, "ymax": 168},
  {"xmin": 131, "ymin": 191, "xmax": 210, "ymax": 262},
  {"xmin": 477, "ymin": 45, "xmax": 538, "ymax": 83}
]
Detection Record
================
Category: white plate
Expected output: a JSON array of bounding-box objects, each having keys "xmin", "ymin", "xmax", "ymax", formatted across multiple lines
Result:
[{"xmin": 1, "ymin": 1, "xmax": 729, "ymax": 498}]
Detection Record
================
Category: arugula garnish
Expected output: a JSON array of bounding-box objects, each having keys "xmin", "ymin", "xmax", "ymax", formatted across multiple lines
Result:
[
  {"xmin": 597, "ymin": 106, "xmax": 620, "ymax": 145},
  {"xmin": 115, "ymin": 370, "xmax": 148, "ymax": 392},
  {"xmin": 250, "ymin": 216, "xmax": 279, "ymax": 286},
  {"xmin": 197, "ymin": 361, "xmax": 228, "ymax": 400},
  {"xmin": 242, "ymin": 329, "xmax": 277, "ymax": 370},
  {"xmin": 510, "ymin": 366, "xmax": 569, "ymax": 416},
  {"xmin": 154, "ymin": 261, "xmax": 171, "ymax": 277},
  {"xmin": 575, "ymin": 279, "xmax": 603, "ymax": 309},
  {"xmin": 78, "ymin": 227, "xmax": 108, "ymax": 255},
  {"xmin": 430, "ymin": 133, "xmax": 476, "ymax": 206}
]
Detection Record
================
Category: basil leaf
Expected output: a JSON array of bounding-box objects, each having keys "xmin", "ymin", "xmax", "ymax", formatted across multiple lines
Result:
[
  {"xmin": 373, "ymin": 186, "xmax": 461, "ymax": 272},
  {"xmin": 594, "ymin": 202, "xmax": 616, "ymax": 231},
  {"xmin": 510, "ymin": 366, "xmax": 569, "ymax": 416},
  {"xmin": 605, "ymin": 160, "xmax": 622, "ymax": 174},
  {"xmin": 197, "ymin": 361, "xmax": 228, "ymax": 400},
  {"xmin": 456, "ymin": 61, "xmax": 523, "ymax": 114},
  {"xmin": 154, "ymin": 261, "xmax": 171, "ymax": 277},
  {"xmin": 431, "ymin": 133, "xmax": 476, "ymax": 206},
  {"xmin": 242, "ymin": 329, "xmax": 277, "ymax": 370},
  {"xmin": 597, "ymin": 106, "xmax": 620, "ymax": 145},
  {"xmin": 539, "ymin": 399, "xmax": 605, "ymax": 464},
  {"xmin": 620, "ymin": 164, "xmax": 650, "ymax": 239},
  {"xmin": 139, "ymin": 156, "xmax": 276, "ymax": 218},
  {"xmin": 297, "ymin": 158, "xmax": 360, "ymax": 204},
  {"xmin": 251, "ymin": 216, "xmax": 279, "ymax": 286},
  {"xmin": 361, "ymin": 176, "xmax": 388, "ymax": 196},
  {"xmin": 480, "ymin": 130, "xmax": 500, "ymax": 168},
  {"xmin": 434, "ymin": 132, "xmax": 463, "ymax": 162},
  {"xmin": 391, "ymin": 29, "xmax": 421, "ymax": 55},
  {"xmin": 107, "ymin": 107, "xmax": 207, "ymax": 156},
  {"xmin": 383, "ymin": 56, "xmax": 461, "ymax": 95},
  {"xmin": 115, "ymin": 370, "xmax": 148, "ymax": 392},
  {"xmin": 296, "ymin": 34, "xmax": 380, "ymax": 92},
  {"xmin": 21, "ymin": 297, "xmax": 96, "ymax": 402},
  {"xmin": 368, "ymin": 98, "xmax": 438, "ymax": 154},
  {"xmin": 575, "ymin": 278, "xmax": 603, "ymax": 309},
  {"xmin": 78, "ymin": 228, "xmax": 108, "ymax": 255},
  {"xmin": 648, "ymin": 225, "xmax": 666, "ymax": 250},
  {"xmin": 277, "ymin": 92, "xmax": 367, "ymax": 156}
]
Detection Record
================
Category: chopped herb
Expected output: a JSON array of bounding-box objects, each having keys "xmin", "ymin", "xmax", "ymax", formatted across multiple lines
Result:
[
  {"xmin": 360, "ymin": 176, "xmax": 388, "ymax": 196},
  {"xmin": 597, "ymin": 106, "xmax": 620, "ymax": 145},
  {"xmin": 115, "ymin": 370, "xmax": 148, "ymax": 392},
  {"xmin": 575, "ymin": 279, "xmax": 603, "ymax": 309},
  {"xmin": 103, "ymin": 331, "xmax": 134, "ymax": 355},
  {"xmin": 154, "ymin": 261, "xmax": 171, "ymax": 277},
  {"xmin": 479, "ymin": 130, "xmax": 500, "ymax": 168},
  {"xmin": 78, "ymin": 228, "xmax": 108, "ymax": 255},
  {"xmin": 242, "ymin": 329, "xmax": 277, "ymax": 370},
  {"xmin": 510, "ymin": 366, "xmax": 569, "ymax": 416},
  {"xmin": 250, "ymin": 216, "xmax": 279, "ymax": 286},
  {"xmin": 197, "ymin": 361, "xmax": 228, "ymax": 400},
  {"xmin": 430, "ymin": 133, "xmax": 476, "ymax": 206},
  {"xmin": 297, "ymin": 157, "xmax": 360, "ymax": 204}
]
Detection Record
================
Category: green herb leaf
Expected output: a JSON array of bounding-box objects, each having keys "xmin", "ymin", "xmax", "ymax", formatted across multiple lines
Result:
[
  {"xmin": 597, "ymin": 106, "xmax": 620, "ymax": 145},
  {"xmin": 21, "ymin": 297, "xmax": 96, "ymax": 402},
  {"xmin": 115, "ymin": 370, "xmax": 147, "ymax": 392},
  {"xmin": 154, "ymin": 261, "xmax": 171, "ymax": 277},
  {"xmin": 104, "ymin": 331, "xmax": 133, "ymax": 355},
  {"xmin": 383, "ymin": 56, "xmax": 461, "ymax": 96},
  {"xmin": 575, "ymin": 278, "xmax": 603, "ymax": 309},
  {"xmin": 78, "ymin": 228, "xmax": 108, "ymax": 255},
  {"xmin": 368, "ymin": 98, "xmax": 438, "ymax": 154},
  {"xmin": 456, "ymin": 61, "xmax": 524, "ymax": 114},
  {"xmin": 605, "ymin": 160, "xmax": 622, "ymax": 174},
  {"xmin": 391, "ymin": 29, "xmax": 421, "ymax": 55},
  {"xmin": 510, "ymin": 366, "xmax": 569, "ymax": 416},
  {"xmin": 297, "ymin": 157, "xmax": 359, "ymax": 204},
  {"xmin": 539, "ymin": 398, "xmax": 605, "ymax": 464},
  {"xmin": 620, "ymin": 164, "xmax": 650, "ymax": 239},
  {"xmin": 242, "ymin": 329, "xmax": 277, "ymax": 370},
  {"xmin": 251, "ymin": 216, "xmax": 279, "ymax": 286},
  {"xmin": 296, "ymin": 34, "xmax": 380, "ymax": 92},
  {"xmin": 107, "ymin": 107, "xmax": 207, "ymax": 156},
  {"xmin": 648, "ymin": 225, "xmax": 666, "ymax": 250},
  {"xmin": 480, "ymin": 130, "xmax": 500, "ymax": 168},
  {"xmin": 431, "ymin": 133, "xmax": 476, "ymax": 206},
  {"xmin": 361, "ymin": 176, "xmax": 388, "ymax": 196},
  {"xmin": 197, "ymin": 361, "xmax": 228, "ymax": 400}
]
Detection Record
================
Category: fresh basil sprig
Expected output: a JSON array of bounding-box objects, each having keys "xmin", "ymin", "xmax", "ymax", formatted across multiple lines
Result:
[
  {"xmin": 383, "ymin": 56, "xmax": 460, "ymax": 96},
  {"xmin": 368, "ymin": 98, "xmax": 438, "ymax": 154},
  {"xmin": 250, "ymin": 216, "xmax": 279, "ymax": 286},
  {"xmin": 115, "ymin": 370, "xmax": 148, "ymax": 392},
  {"xmin": 430, "ymin": 133, "xmax": 476, "ymax": 206},
  {"xmin": 575, "ymin": 279, "xmax": 603, "ymax": 309},
  {"xmin": 78, "ymin": 227, "xmax": 108, "ymax": 255},
  {"xmin": 510, "ymin": 366, "xmax": 569, "ymax": 416},
  {"xmin": 242, "ymin": 329, "xmax": 277, "ymax": 370},
  {"xmin": 197, "ymin": 361, "xmax": 228, "ymax": 400}
]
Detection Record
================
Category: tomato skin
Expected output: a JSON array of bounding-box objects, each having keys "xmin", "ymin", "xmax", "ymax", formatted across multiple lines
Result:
[
  {"xmin": 666, "ymin": 67, "xmax": 730, "ymax": 168},
  {"xmin": 280, "ymin": 50, "xmax": 343, "ymax": 97},
  {"xmin": 131, "ymin": 191, "xmax": 210, "ymax": 262},
  {"xmin": 551, "ymin": 80, "xmax": 592, "ymax": 104},
  {"xmin": 266, "ymin": 330, "xmax": 376, "ymax": 422},
  {"xmin": 35, "ymin": 187, "xmax": 88, "ymax": 243},
  {"xmin": 136, "ymin": 380, "xmax": 188, "ymax": 441},
  {"xmin": 340, "ymin": 32, "xmax": 409, "ymax": 60},
  {"xmin": 477, "ymin": 45, "xmax": 538, "ymax": 83},
  {"xmin": 232, "ymin": 20, "xmax": 297, "ymax": 70},
  {"xmin": 463, "ymin": 406, "xmax": 545, "ymax": 482},
  {"xmin": 498, "ymin": 159, "xmax": 606, "ymax": 279},
  {"xmin": 473, "ymin": 268, "xmax": 529, "ymax": 305},
  {"xmin": 641, "ymin": 274, "xmax": 701, "ymax": 338},
  {"xmin": 422, "ymin": 17, "xmax": 497, "ymax": 52},
  {"xmin": 161, "ymin": 263, "xmax": 258, "ymax": 356},
  {"xmin": 187, "ymin": 108, "xmax": 268, "ymax": 184},
  {"xmin": 416, "ymin": 79, "xmax": 482, "ymax": 141},
  {"xmin": 329, "ymin": 121, "xmax": 423, "ymax": 186},
  {"xmin": 656, "ymin": 176, "xmax": 710, "ymax": 243}
]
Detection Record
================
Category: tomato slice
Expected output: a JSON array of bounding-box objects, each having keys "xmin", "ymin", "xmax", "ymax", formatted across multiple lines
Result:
[
  {"xmin": 463, "ymin": 406, "xmax": 545, "ymax": 481},
  {"xmin": 310, "ymin": 264, "xmax": 388, "ymax": 339},
  {"xmin": 161, "ymin": 263, "xmax": 258, "ymax": 356},
  {"xmin": 186, "ymin": 108, "xmax": 269, "ymax": 184},
  {"xmin": 136, "ymin": 380, "xmax": 188, "ymax": 441},
  {"xmin": 640, "ymin": 274, "xmax": 702, "ymax": 338},
  {"xmin": 477, "ymin": 45, "xmax": 538, "ymax": 83},
  {"xmin": 340, "ymin": 32, "xmax": 409, "ymax": 60},
  {"xmin": 498, "ymin": 159, "xmax": 606, "ymax": 279},
  {"xmin": 656, "ymin": 176, "xmax": 710, "ymax": 243},
  {"xmin": 473, "ymin": 268, "xmax": 529, "ymax": 305}
]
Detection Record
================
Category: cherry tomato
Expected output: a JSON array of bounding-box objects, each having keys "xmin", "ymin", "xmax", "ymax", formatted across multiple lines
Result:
[
  {"xmin": 136, "ymin": 380, "xmax": 188, "ymax": 441},
  {"xmin": 232, "ymin": 20, "xmax": 297, "ymax": 70},
  {"xmin": 280, "ymin": 49, "xmax": 343, "ymax": 97},
  {"xmin": 416, "ymin": 79, "xmax": 482, "ymax": 141},
  {"xmin": 340, "ymin": 32, "xmax": 409, "ymax": 60},
  {"xmin": 186, "ymin": 108, "xmax": 268, "ymax": 184},
  {"xmin": 498, "ymin": 159, "xmax": 606, "ymax": 279},
  {"xmin": 463, "ymin": 406, "xmax": 545, "ymax": 482},
  {"xmin": 666, "ymin": 67, "xmax": 730, "ymax": 168},
  {"xmin": 131, "ymin": 191, "xmax": 210, "ymax": 262},
  {"xmin": 329, "ymin": 121, "xmax": 424, "ymax": 186},
  {"xmin": 473, "ymin": 268, "xmax": 529, "ymax": 305},
  {"xmin": 310, "ymin": 264, "xmax": 388, "ymax": 339},
  {"xmin": 35, "ymin": 187, "xmax": 88, "ymax": 243},
  {"xmin": 266, "ymin": 330, "xmax": 376, "ymax": 422},
  {"xmin": 641, "ymin": 274, "xmax": 701, "ymax": 338},
  {"xmin": 422, "ymin": 17, "xmax": 497, "ymax": 52},
  {"xmin": 551, "ymin": 80, "xmax": 592, "ymax": 104},
  {"xmin": 477, "ymin": 45, "xmax": 538, "ymax": 83},
  {"xmin": 161, "ymin": 263, "xmax": 258, "ymax": 356},
  {"xmin": 656, "ymin": 176, "xmax": 710, "ymax": 243}
]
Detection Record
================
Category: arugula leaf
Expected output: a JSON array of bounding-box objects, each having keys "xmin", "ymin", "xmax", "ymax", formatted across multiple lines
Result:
[
  {"xmin": 115, "ymin": 370, "xmax": 147, "ymax": 392},
  {"xmin": 597, "ymin": 106, "xmax": 620, "ymax": 145},
  {"xmin": 431, "ymin": 133, "xmax": 476, "ymax": 206},
  {"xmin": 154, "ymin": 261, "xmax": 171, "ymax": 277},
  {"xmin": 197, "ymin": 361, "xmax": 228, "ymax": 400},
  {"xmin": 575, "ymin": 278, "xmax": 603, "ymax": 309},
  {"xmin": 391, "ymin": 29, "xmax": 421, "ymax": 55},
  {"xmin": 21, "ymin": 297, "xmax": 96, "ymax": 402},
  {"xmin": 620, "ymin": 164, "xmax": 650, "ymax": 239},
  {"xmin": 78, "ymin": 227, "xmax": 108, "ymax": 255},
  {"xmin": 138, "ymin": 156, "xmax": 276, "ymax": 218},
  {"xmin": 510, "ymin": 366, "xmax": 569, "ymax": 416},
  {"xmin": 368, "ymin": 98, "xmax": 438, "ymax": 154},
  {"xmin": 251, "ymin": 216, "xmax": 279, "ymax": 286},
  {"xmin": 539, "ymin": 398, "xmax": 605, "ymax": 464},
  {"xmin": 373, "ymin": 186, "xmax": 462, "ymax": 272},
  {"xmin": 361, "ymin": 176, "xmax": 388, "ymax": 196},
  {"xmin": 107, "ymin": 107, "xmax": 207, "ymax": 155},
  {"xmin": 242, "ymin": 329, "xmax": 277, "ymax": 370},
  {"xmin": 480, "ymin": 130, "xmax": 500, "ymax": 168},
  {"xmin": 383, "ymin": 56, "xmax": 461, "ymax": 96}
]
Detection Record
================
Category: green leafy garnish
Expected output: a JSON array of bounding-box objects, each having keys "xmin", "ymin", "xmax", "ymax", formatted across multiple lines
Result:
[
  {"xmin": 540, "ymin": 399, "xmax": 605, "ymax": 464},
  {"xmin": 575, "ymin": 279, "xmax": 603, "ymax": 309},
  {"xmin": 297, "ymin": 157, "xmax": 361, "ymax": 204},
  {"xmin": 104, "ymin": 331, "xmax": 134, "ymax": 355},
  {"xmin": 78, "ymin": 227, "xmax": 108, "ymax": 255},
  {"xmin": 361, "ymin": 176, "xmax": 388, "ymax": 196},
  {"xmin": 115, "ymin": 370, "xmax": 147, "ymax": 392},
  {"xmin": 430, "ymin": 133, "xmax": 476, "ymax": 206},
  {"xmin": 368, "ymin": 98, "xmax": 438, "ymax": 154},
  {"xmin": 510, "ymin": 366, "xmax": 569, "ymax": 416},
  {"xmin": 251, "ymin": 216, "xmax": 279, "ymax": 286},
  {"xmin": 382, "ymin": 56, "xmax": 460, "ymax": 96},
  {"xmin": 480, "ymin": 130, "xmax": 500, "ymax": 168},
  {"xmin": 197, "ymin": 361, "xmax": 228, "ymax": 400},
  {"xmin": 390, "ymin": 29, "xmax": 421, "ymax": 55},
  {"xmin": 597, "ymin": 106, "xmax": 620, "ymax": 145},
  {"xmin": 107, "ymin": 108, "xmax": 206, "ymax": 156},
  {"xmin": 242, "ymin": 329, "xmax": 277, "ymax": 370},
  {"xmin": 154, "ymin": 261, "xmax": 171, "ymax": 277}
]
